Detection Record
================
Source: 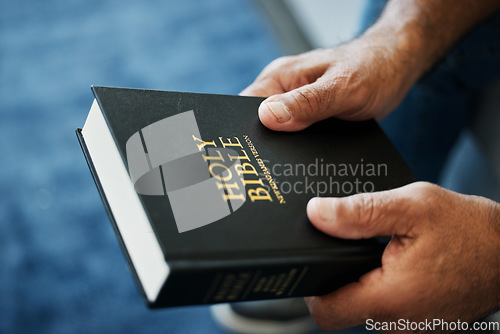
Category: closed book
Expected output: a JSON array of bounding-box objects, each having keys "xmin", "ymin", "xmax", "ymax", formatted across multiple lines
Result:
[{"xmin": 76, "ymin": 86, "xmax": 414, "ymax": 308}]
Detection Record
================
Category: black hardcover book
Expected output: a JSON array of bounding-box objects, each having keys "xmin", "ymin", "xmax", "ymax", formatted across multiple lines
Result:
[{"xmin": 77, "ymin": 86, "xmax": 414, "ymax": 308}]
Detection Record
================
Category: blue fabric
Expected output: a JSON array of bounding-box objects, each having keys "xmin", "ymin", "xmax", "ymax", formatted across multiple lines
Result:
[
  {"xmin": 0, "ymin": 1, "xmax": 283, "ymax": 333},
  {"xmin": 360, "ymin": 1, "xmax": 500, "ymax": 183}
]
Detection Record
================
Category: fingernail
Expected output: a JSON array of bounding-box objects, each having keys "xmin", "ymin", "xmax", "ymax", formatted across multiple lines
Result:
[
  {"xmin": 262, "ymin": 102, "xmax": 292, "ymax": 123},
  {"xmin": 309, "ymin": 198, "xmax": 335, "ymax": 221}
]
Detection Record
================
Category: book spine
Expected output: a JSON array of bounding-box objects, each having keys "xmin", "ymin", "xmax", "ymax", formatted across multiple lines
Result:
[
  {"xmin": 77, "ymin": 129, "xmax": 150, "ymax": 303},
  {"xmin": 152, "ymin": 253, "xmax": 381, "ymax": 308}
]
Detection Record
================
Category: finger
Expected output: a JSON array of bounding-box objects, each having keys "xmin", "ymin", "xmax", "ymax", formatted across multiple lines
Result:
[
  {"xmin": 240, "ymin": 77, "xmax": 285, "ymax": 97},
  {"xmin": 258, "ymin": 79, "xmax": 337, "ymax": 131},
  {"xmin": 305, "ymin": 267, "xmax": 389, "ymax": 330},
  {"xmin": 240, "ymin": 56, "xmax": 298, "ymax": 97},
  {"xmin": 306, "ymin": 182, "xmax": 429, "ymax": 238}
]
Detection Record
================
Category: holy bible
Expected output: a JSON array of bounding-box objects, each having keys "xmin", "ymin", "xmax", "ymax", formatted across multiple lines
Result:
[{"xmin": 76, "ymin": 86, "xmax": 414, "ymax": 308}]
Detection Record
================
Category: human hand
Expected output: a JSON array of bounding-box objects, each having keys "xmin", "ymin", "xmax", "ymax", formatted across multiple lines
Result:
[
  {"xmin": 242, "ymin": 36, "xmax": 420, "ymax": 131},
  {"xmin": 304, "ymin": 182, "xmax": 500, "ymax": 332},
  {"xmin": 243, "ymin": 0, "xmax": 500, "ymax": 133}
]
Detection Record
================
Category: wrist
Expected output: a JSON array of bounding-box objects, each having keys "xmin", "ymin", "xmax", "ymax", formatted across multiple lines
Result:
[
  {"xmin": 358, "ymin": 20, "xmax": 428, "ymax": 89},
  {"xmin": 359, "ymin": 0, "xmax": 500, "ymax": 86}
]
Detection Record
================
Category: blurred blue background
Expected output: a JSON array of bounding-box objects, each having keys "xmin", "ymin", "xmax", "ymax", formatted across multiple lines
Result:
[{"xmin": 0, "ymin": 1, "xmax": 283, "ymax": 333}]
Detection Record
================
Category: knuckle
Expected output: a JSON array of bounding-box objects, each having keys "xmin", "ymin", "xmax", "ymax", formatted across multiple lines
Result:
[
  {"xmin": 355, "ymin": 192, "xmax": 376, "ymax": 228},
  {"xmin": 398, "ymin": 182, "xmax": 442, "ymax": 224},
  {"xmin": 265, "ymin": 55, "xmax": 296, "ymax": 73},
  {"xmin": 412, "ymin": 181, "xmax": 440, "ymax": 202},
  {"xmin": 245, "ymin": 75, "xmax": 286, "ymax": 97},
  {"xmin": 254, "ymin": 78, "xmax": 278, "ymax": 95},
  {"xmin": 289, "ymin": 85, "xmax": 323, "ymax": 118},
  {"xmin": 253, "ymin": 56, "xmax": 300, "ymax": 93}
]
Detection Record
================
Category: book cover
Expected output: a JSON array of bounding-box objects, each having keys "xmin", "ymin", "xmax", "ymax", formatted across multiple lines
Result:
[{"xmin": 77, "ymin": 86, "xmax": 414, "ymax": 308}]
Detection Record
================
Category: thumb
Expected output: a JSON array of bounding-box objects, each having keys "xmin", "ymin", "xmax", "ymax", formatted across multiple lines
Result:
[
  {"xmin": 259, "ymin": 80, "xmax": 336, "ymax": 131},
  {"xmin": 306, "ymin": 183, "xmax": 426, "ymax": 239}
]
